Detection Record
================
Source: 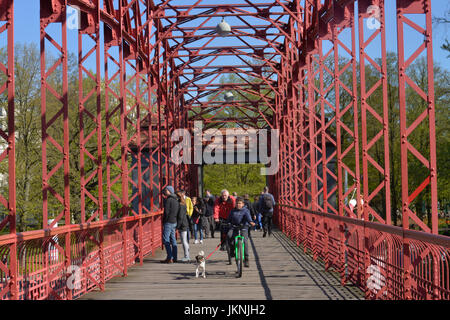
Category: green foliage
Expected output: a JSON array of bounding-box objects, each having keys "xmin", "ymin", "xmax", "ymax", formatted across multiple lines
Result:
[
  {"xmin": 203, "ymin": 163, "xmax": 266, "ymax": 199},
  {"xmin": 0, "ymin": 43, "xmax": 43, "ymax": 230}
]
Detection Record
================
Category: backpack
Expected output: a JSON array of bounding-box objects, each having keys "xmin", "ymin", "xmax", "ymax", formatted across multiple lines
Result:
[{"xmin": 262, "ymin": 194, "xmax": 273, "ymax": 211}]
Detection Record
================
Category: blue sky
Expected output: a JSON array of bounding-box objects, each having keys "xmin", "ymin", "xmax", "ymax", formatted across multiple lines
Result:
[{"xmin": 5, "ymin": 0, "xmax": 450, "ymax": 74}]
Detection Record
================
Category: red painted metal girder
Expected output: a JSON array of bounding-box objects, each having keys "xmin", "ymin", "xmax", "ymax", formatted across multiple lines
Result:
[{"xmin": 396, "ymin": 0, "xmax": 438, "ymax": 239}]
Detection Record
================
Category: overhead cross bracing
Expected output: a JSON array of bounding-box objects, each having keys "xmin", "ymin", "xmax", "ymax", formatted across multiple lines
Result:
[{"xmin": 154, "ymin": 0, "xmax": 293, "ymax": 130}]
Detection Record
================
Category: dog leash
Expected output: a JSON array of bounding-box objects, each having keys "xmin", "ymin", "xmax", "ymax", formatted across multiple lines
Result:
[{"xmin": 205, "ymin": 240, "xmax": 226, "ymax": 260}]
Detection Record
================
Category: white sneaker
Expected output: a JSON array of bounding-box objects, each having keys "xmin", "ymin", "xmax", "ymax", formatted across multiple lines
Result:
[
  {"xmin": 200, "ymin": 240, "xmax": 203, "ymax": 244},
  {"xmin": 194, "ymin": 240, "xmax": 199, "ymax": 244}
]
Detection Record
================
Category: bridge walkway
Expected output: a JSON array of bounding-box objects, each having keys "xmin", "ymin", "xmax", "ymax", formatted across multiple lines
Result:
[{"xmin": 80, "ymin": 228, "xmax": 364, "ymax": 300}]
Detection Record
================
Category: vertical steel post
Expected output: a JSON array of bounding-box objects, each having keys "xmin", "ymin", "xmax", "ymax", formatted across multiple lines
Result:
[
  {"xmin": 0, "ymin": 0, "xmax": 18, "ymax": 300},
  {"xmin": 40, "ymin": 0, "xmax": 71, "ymax": 299},
  {"xmin": 397, "ymin": 0, "xmax": 439, "ymax": 235},
  {"xmin": 119, "ymin": 0, "xmax": 128, "ymax": 277},
  {"xmin": 358, "ymin": 0, "xmax": 391, "ymax": 225}
]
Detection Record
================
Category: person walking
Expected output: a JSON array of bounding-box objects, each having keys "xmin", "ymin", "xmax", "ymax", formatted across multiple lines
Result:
[
  {"xmin": 191, "ymin": 196, "xmax": 205, "ymax": 244},
  {"xmin": 213, "ymin": 189, "xmax": 236, "ymax": 250},
  {"xmin": 175, "ymin": 190, "xmax": 190, "ymax": 263},
  {"xmin": 182, "ymin": 190, "xmax": 194, "ymax": 242},
  {"xmin": 203, "ymin": 190, "xmax": 216, "ymax": 239},
  {"xmin": 243, "ymin": 194, "xmax": 256, "ymax": 238},
  {"xmin": 257, "ymin": 186, "xmax": 276, "ymax": 237},
  {"xmin": 161, "ymin": 186, "xmax": 179, "ymax": 263},
  {"xmin": 253, "ymin": 196, "xmax": 262, "ymax": 231}
]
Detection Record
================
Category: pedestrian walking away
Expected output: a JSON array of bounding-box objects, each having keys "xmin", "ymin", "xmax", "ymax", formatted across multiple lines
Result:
[
  {"xmin": 257, "ymin": 186, "xmax": 276, "ymax": 237},
  {"xmin": 253, "ymin": 196, "xmax": 262, "ymax": 231}
]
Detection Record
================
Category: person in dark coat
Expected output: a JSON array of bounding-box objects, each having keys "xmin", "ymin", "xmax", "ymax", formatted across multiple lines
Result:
[
  {"xmin": 203, "ymin": 190, "xmax": 216, "ymax": 238},
  {"xmin": 191, "ymin": 196, "xmax": 205, "ymax": 244},
  {"xmin": 176, "ymin": 190, "xmax": 190, "ymax": 262},
  {"xmin": 257, "ymin": 186, "xmax": 276, "ymax": 237},
  {"xmin": 243, "ymin": 194, "xmax": 256, "ymax": 237},
  {"xmin": 252, "ymin": 196, "xmax": 262, "ymax": 231},
  {"xmin": 161, "ymin": 186, "xmax": 179, "ymax": 263}
]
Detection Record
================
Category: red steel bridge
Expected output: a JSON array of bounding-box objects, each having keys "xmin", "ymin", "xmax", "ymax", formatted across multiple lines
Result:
[{"xmin": 0, "ymin": 0, "xmax": 449, "ymax": 300}]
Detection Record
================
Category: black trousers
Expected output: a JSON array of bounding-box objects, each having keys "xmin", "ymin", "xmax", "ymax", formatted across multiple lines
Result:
[
  {"xmin": 218, "ymin": 218, "xmax": 229, "ymax": 248},
  {"xmin": 262, "ymin": 214, "xmax": 273, "ymax": 234}
]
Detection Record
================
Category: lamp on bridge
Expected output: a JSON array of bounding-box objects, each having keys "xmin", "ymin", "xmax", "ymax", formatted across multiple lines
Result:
[
  {"xmin": 216, "ymin": 18, "xmax": 231, "ymax": 36},
  {"xmin": 224, "ymin": 91, "xmax": 234, "ymax": 102}
]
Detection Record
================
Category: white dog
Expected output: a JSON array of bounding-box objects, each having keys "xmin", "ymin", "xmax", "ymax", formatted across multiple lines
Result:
[{"xmin": 195, "ymin": 250, "xmax": 206, "ymax": 278}]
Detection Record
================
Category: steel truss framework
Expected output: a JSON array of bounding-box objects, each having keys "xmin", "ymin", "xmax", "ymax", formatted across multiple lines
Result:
[{"xmin": 0, "ymin": 0, "xmax": 448, "ymax": 300}]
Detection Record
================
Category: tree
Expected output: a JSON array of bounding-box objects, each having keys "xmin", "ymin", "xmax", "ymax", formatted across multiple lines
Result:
[
  {"xmin": 203, "ymin": 163, "xmax": 266, "ymax": 198},
  {"xmin": 0, "ymin": 43, "xmax": 42, "ymax": 231},
  {"xmin": 433, "ymin": 12, "xmax": 450, "ymax": 57}
]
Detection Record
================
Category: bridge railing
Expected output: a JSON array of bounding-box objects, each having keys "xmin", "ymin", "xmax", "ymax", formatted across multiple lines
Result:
[
  {"xmin": 276, "ymin": 204, "xmax": 450, "ymax": 300},
  {"xmin": 0, "ymin": 210, "xmax": 163, "ymax": 300}
]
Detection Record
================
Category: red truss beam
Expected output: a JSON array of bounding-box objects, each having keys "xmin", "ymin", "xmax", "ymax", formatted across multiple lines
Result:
[
  {"xmin": 358, "ymin": 0, "xmax": 391, "ymax": 225},
  {"xmin": 78, "ymin": 3, "xmax": 102, "ymax": 225},
  {"xmin": 40, "ymin": 0, "xmax": 73, "ymax": 300},
  {"xmin": 396, "ymin": 0, "xmax": 438, "ymax": 235}
]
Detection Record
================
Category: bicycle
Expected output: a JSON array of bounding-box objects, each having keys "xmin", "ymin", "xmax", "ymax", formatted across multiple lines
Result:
[{"xmin": 221, "ymin": 222, "xmax": 246, "ymax": 277}]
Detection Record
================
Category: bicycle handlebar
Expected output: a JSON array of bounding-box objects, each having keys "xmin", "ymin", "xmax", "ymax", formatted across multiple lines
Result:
[{"xmin": 220, "ymin": 222, "xmax": 247, "ymax": 230}]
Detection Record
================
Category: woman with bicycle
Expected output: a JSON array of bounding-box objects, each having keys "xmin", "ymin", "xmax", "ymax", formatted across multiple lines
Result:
[{"xmin": 225, "ymin": 197, "xmax": 255, "ymax": 268}]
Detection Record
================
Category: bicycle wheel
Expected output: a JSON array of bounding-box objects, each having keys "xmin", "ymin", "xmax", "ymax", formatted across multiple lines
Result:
[{"xmin": 236, "ymin": 238, "xmax": 243, "ymax": 277}]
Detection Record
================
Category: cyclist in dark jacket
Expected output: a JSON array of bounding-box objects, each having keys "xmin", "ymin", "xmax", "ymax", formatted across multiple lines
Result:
[{"xmin": 226, "ymin": 197, "xmax": 255, "ymax": 267}]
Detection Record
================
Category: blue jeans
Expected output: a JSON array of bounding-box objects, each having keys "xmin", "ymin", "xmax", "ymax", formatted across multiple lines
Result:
[
  {"xmin": 163, "ymin": 223, "xmax": 178, "ymax": 260},
  {"xmin": 254, "ymin": 213, "xmax": 262, "ymax": 230},
  {"xmin": 193, "ymin": 223, "xmax": 203, "ymax": 241},
  {"xmin": 180, "ymin": 230, "xmax": 190, "ymax": 260}
]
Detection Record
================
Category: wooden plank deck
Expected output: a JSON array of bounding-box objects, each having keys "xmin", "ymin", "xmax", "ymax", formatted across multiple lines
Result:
[{"xmin": 79, "ymin": 228, "xmax": 364, "ymax": 300}]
